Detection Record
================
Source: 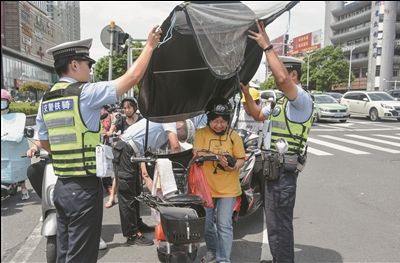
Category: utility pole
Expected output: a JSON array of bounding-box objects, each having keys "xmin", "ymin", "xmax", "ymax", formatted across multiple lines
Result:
[
  {"xmin": 108, "ymin": 21, "xmax": 115, "ymax": 81},
  {"xmin": 305, "ymin": 52, "xmax": 312, "ymax": 89},
  {"xmin": 347, "ymin": 46, "xmax": 354, "ymax": 91}
]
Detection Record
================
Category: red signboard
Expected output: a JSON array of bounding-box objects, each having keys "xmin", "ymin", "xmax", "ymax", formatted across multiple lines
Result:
[
  {"xmin": 292, "ymin": 32, "xmax": 312, "ymax": 53},
  {"xmin": 288, "ymin": 30, "xmax": 322, "ymax": 55}
]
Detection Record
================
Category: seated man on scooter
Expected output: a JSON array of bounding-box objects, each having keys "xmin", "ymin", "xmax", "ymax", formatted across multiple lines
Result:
[{"xmin": 113, "ymin": 118, "xmax": 194, "ymax": 246}]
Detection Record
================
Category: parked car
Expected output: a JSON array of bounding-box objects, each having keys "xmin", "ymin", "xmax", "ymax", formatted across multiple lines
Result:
[
  {"xmin": 386, "ymin": 89, "xmax": 400, "ymax": 101},
  {"xmin": 340, "ymin": 91, "xmax": 400, "ymax": 121},
  {"xmin": 260, "ymin": 89, "xmax": 284, "ymax": 102},
  {"xmin": 324, "ymin": 92, "xmax": 343, "ymax": 102},
  {"xmin": 312, "ymin": 94, "xmax": 350, "ymax": 123}
]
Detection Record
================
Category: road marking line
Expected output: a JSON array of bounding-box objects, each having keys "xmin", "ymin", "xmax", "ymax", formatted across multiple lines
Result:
[
  {"xmin": 260, "ymin": 207, "xmax": 273, "ymax": 262},
  {"xmin": 10, "ymin": 220, "xmax": 42, "ymax": 263},
  {"xmin": 311, "ymin": 127, "xmax": 400, "ymax": 132},
  {"xmin": 307, "ymin": 147, "xmax": 333, "ymax": 156},
  {"xmin": 316, "ymin": 124, "xmax": 344, "ymax": 129},
  {"xmin": 319, "ymin": 135, "xmax": 400, "ymax": 154},
  {"xmin": 308, "ymin": 138, "xmax": 370, "ymax": 155},
  {"xmin": 373, "ymin": 134, "xmax": 400, "ymax": 141},
  {"xmin": 345, "ymin": 134, "xmax": 400, "ymax": 147},
  {"xmin": 346, "ymin": 121, "xmax": 398, "ymax": 128}
]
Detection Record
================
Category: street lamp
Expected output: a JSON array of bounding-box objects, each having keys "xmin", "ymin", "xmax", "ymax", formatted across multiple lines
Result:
[
  {"xmin": 342, "ymin": 45, "xmax": 355, "ymax": 91},
  {"xmin": 304, "ymin": 52, "xmax": 313, "ymax": 89}
]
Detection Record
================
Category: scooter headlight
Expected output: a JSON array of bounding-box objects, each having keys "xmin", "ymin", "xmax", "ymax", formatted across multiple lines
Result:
[{"xmin": 245, "ymin": 138, "xmax": 258, "ymax": 148}]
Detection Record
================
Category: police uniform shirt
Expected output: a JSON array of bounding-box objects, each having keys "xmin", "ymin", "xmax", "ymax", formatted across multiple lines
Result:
[
  {"xmin": 36, "ymin": 77, "xmax": 118, "ymax": 140},
  {"xmin": 120, "ymin": 118, "xmax": 177, "ymax": 155},
  {"xmin": 260, "ymin": 85, "xmax": 312, "ymax": 149},
  {"xmin": 261, "ymin": 84, "xmax": 313, "ymax": 123}
]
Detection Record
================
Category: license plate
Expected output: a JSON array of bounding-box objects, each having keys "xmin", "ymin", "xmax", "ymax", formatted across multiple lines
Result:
[{"xmin": 335, "ymin": 113, "xmax": 343, "ymax": 117}]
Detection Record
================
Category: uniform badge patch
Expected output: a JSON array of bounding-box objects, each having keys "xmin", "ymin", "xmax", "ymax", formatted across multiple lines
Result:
[{"xmin": 42, "ymin": 99, "xmax": 73, "ymax": 114}]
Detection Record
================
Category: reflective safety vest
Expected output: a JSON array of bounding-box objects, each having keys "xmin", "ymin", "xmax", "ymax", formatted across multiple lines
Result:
[
  {"xmin": 269, "ymin": 98, "xmax": 312, "ymax": 155},
  {"xmin": 41, "ymin": 82, "xmax": 100, "ymax": 177}
]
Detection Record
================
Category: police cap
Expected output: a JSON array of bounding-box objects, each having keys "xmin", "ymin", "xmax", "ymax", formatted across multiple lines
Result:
[
  {"xmin": 279, "ymin": 56, "xmax": 304, "ymax": 70},
  {"xmin": 46, "ymin": 38, "xmax": 96, "ymax": 67}
]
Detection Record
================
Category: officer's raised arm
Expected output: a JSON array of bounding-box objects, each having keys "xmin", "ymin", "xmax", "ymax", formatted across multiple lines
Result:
[
  {"xmin": 114, "ymin": 25, "xmax": 162, "ymax": 96},
  {"xmin": 248, "ymin": 20, "xmax": 298, "ymax": 101}
]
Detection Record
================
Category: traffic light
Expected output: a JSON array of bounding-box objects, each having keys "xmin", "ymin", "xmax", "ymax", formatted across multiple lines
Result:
[
  {"xmin": 117, "ymin": 32, "xmax": 130, "ymax": 45},
  {"xmin": 284, "ymin": 34, "xmax": 289, "ymax": 55},
  {"xmin": 114, "ymin": 32, "xmax": 130, "ymax": 54}
]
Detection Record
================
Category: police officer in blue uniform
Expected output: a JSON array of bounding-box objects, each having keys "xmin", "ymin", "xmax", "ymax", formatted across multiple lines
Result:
[
  {"xmin": 243, "ymin": 21, "xmax": 313, "ymax": 263},
  {"xmin": 36, "ymin": 26, "xmax": 162, "ymax": 263}
]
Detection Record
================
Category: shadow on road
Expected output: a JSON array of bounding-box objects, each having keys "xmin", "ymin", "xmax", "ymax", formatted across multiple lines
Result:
[
  {"xmin": 1, "ymin": 190, "xmax": 40, "ymax": 217},
  {"xmin": 294, "ymin": 243, "xmax": 343, "ymax": 263}
]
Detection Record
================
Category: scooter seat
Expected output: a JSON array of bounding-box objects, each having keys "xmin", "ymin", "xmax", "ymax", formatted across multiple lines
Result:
[{"xmin": 164, "ymin": 194, "xmax": 203, "ymax": 204}]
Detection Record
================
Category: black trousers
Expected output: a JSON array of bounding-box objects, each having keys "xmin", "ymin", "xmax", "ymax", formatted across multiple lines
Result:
[
  {"xmin": 264, "ymin": 170, "xmax": 298, "ymax": 263},
  {"xmin": 113, "ymin": 141, "xmax": 143, "ymax": 237},
  {"xmin": 54, "ymin": 176, "xmax": 103, "ymax": 263},
  {"xmin": 27, "ymin": 160, "xmax": 46, "ymax": 198}
]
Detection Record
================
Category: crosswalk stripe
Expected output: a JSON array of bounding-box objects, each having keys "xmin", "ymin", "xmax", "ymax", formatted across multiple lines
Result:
[
  {"xmin": 307, "ymin": 147, "xmax": 333, "ymax": 156},
  {"xmin": 373, "ymin": 134, "xmax": 400, "ymax": 141},
  {"xmin": 319, "ymin": 135, "xmax": 400, "ymax": 154},
  {"xmin": 345, "ymin": 134, "xmax": 400, "ymax": 147},
  {"xmin": 308, "ymin": 138, "xmax": 370, "ymax": 155}
]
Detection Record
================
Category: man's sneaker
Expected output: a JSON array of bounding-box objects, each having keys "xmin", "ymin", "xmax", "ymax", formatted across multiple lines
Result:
[
  {"xmin": 21, "ymin": 189, "xmax": 30, "ymax": 200},
  {"xmin": 139, "ymin": 223, "xmax": 155, "ymax": 233},
  {"xmin": 99, "ymin": 237, "xmax": 107, "ymax": 250},
  {"xmin": 126, "ymin": 234, "xmax": 154, "ymax": 246}
]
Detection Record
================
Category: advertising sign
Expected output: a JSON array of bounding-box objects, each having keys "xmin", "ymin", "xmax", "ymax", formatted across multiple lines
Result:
[{"xmin": 289, "ymin": 30, "xmax": 321, "ymax": 55}]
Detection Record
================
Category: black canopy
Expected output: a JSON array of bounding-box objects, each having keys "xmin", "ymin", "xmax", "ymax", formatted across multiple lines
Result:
[{"xmin": 139, "ymin": 1, "xmax": 299, "ymax": 122}]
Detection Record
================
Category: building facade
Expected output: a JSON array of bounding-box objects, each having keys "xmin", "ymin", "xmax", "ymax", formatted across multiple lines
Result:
[
  {"xmin": 1, "ymin": 1, "xmax": 80, "ymax": 99},
  {"xmin": 325, "ymin": 1, "xmax": 400, "ymax": 91}
]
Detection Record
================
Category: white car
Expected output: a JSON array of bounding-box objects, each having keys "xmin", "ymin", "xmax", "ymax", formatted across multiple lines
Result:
[{"xmin": 340, "ymin": 91, "xmax": 400, "ymax": 121}]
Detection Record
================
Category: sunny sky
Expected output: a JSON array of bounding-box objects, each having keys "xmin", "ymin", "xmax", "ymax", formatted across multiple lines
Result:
[{"xmin": 80, "ymin": 1, "xmax": 326, "ymax": 82}]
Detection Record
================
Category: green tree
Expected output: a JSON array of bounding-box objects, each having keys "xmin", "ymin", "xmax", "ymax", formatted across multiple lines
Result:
[
  {"xmin": 260, "ymin": 77, "xmax": 276, "ymax": 90},
  {"xmin": 301, "ymin": 46, "xmax": 353, "ymax": 91},
  {"xmin": 93, "ymin": 41, "xmax": 144, "ymax": 82},
  {"xmin": 19, "ymin": 81, "xmax": 50, "ymax": 102}
]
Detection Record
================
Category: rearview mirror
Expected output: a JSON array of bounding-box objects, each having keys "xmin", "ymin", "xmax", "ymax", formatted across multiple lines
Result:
[
  {"xmin": 24, "ymin": 127, "xmax": 34, "ymax": 138},
  {"xmin": 362, "ymin": 97, "xmax": 368, "ymax": 102}
]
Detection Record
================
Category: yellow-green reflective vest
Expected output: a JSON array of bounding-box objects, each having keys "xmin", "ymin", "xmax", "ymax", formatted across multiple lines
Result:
[
  {"xmin": 41, "ymin": 82, "xmax": 100, "ymax": 177},
  {"xmin": 269, "ymin": 98, "xmax": 312, "ymax": 155}
]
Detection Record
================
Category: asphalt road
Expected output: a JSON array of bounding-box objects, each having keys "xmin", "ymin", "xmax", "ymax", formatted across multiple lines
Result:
[{"xmin": 2, "ymin": 118, "xmax": 400, "ymax": 263}]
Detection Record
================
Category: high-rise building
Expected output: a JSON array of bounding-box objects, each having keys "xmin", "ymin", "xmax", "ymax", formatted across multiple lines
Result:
[
  {"xmin": 1, "ymin": 1, "xmax": 62, "ymax": 96},
  {"xmin": 28, "ymin": 1, "xmax": 48, "ymax": 15},
  {"xmin": 1, "ymin": 1, "xmax": 81, "ymax": 98},
  {"xmin": 49, "ymin": 1, "xmax": 80, "ymax": 42},
  {"xmin": 325, "ymin": 1, "xmax": 400, "ymax": 91}
]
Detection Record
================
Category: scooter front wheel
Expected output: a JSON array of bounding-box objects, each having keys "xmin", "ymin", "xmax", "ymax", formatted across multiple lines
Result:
[
  {"xmin": 157, "ymin": 244, "xmax": 198, "ymax": 263},
  {"xmin": 46, "ymin": 235, "xmax": 57, "ymax": 263}
]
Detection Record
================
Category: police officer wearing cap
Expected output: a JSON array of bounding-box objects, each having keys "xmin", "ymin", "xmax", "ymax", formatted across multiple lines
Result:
[
  {"xmin": 35, "ymin": 25, "xmax": 162, "ymax": 263},
  {"xmin": 242, "ymin": 21, "xmax": 313, "ymax": 262}
]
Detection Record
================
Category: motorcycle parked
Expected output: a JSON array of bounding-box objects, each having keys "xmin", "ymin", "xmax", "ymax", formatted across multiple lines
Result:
[
  {"xmin": 134, "ymin": 127, "xmax": 263, "ymax": 262},
  {"xmin": 22, "ymin": 128, "xmax": 58, "ymax": 263},
  {"xmin": 1, "ymin": 112, "xmax": 31, "ymax": 199},
  {"xmin": 234, "ymin": 128, "xmax": 263, "ymax": 221},
  {"xmin": 39, "ymin": 152, "xmax": 57, "ymax": 263}
]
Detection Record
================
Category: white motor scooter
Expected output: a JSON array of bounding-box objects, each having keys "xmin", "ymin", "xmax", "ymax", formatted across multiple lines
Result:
[
  {"xmin": 1, "ymin": 113, "xmax": 31, "ymax": 199},
  {"xmin": 24, "ymin": 128, "xmax": 58, "ymax": 263},
  {"xmin": 40, "ymin": 154, "xmax": 57, "ymax": 263}
]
